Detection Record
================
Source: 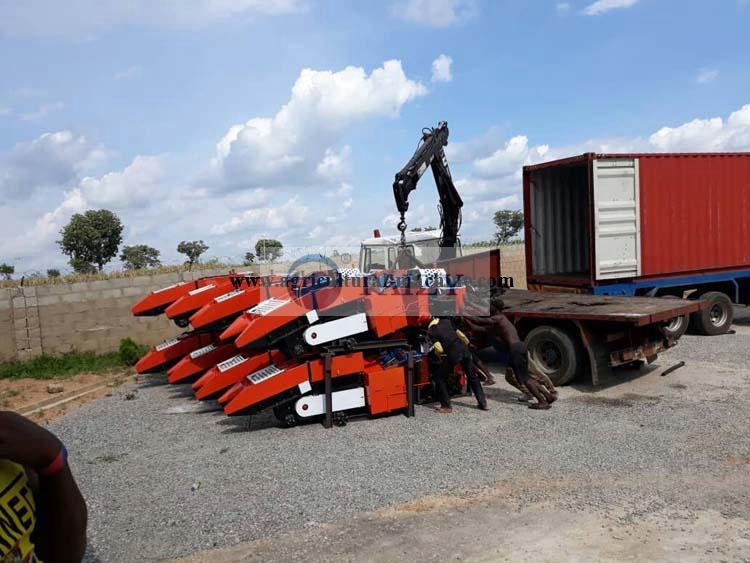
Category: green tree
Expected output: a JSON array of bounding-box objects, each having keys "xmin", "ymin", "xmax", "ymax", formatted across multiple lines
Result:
[
  {"xmin": 46, "ymin": 268, "xmax": 61, "ymax": 278},
  {"xmin": 0, "ymin": 263, "xmax": 14, "ymax": 280},
  {"xmin": 255, "ymin": 239, "xmax": 283, "ymax": 262},
  {"xmin": 493, "ymin": 210, "xmax": 524, "ymax": 244},
  {"xmin": 243, "ymin": 251, "xmax": 256, "ymax": 266},
  {"xmin": 120, "ymin": 245, "xmax": 162, "ymax": 270},
  {"xmin": 58, "ymin": 209, "xmax": 124, "ymax": 273},
  {"xmin": 177, "ymin": 240, "xmax": 209, "ymax": 267}
]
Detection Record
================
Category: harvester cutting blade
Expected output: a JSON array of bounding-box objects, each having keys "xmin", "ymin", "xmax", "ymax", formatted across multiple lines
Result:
[
  {"xmin": 131, "ymin": 281, "xmax": 193, "ymax": 316},
  {"xmin": 194, "ymin": 349, "xmax": 286, "ymax": 400},
  {"xmin": 134, "ymin": 332, "xmax": 215, "ymax": 374},
  {"xmin": 231, "ymin": 285, "xmax": 370, "ymax": 350},
  {"xmin": 166, "ymin": 341, "xmax": 237, "ymax": 384},
  {"xmin": 164, "ymin": 281, "xmax": 239, "ymax": 320},
  {"xmin": 188, "ymin": 284, "xmax": 268, "ymax": 330},
  {"xmin": 219, "ymin": 316, "xmax": 250, "ymax": 342},
  {"xmin": 224, "ymin": 362, "xmax": 310, "ymax": 416},
  {"xmin": 233, "ymin": 295, "xmax": 317, "ymax": 349},
  {"xmin": 224, "ymin": 352, "xmax": 366, "ymax": 416}
]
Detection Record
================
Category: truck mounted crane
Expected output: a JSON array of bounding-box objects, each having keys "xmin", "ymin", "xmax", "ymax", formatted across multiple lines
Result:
[{"xmin": 392, "ymin": 121, "xmax": 463, "ymax": 260}]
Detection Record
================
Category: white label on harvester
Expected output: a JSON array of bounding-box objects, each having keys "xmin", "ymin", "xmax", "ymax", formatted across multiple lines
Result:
[
  {"xmin": 247, "ymin": 298, "xmax": 290, "ymax": 316},
  {"xmin": 188, "ymin": 284, "xmax": 215, "ymax": 296},
  {"xmin": 189, "ymin": 343, "xmax": 217, "ymax": 359},
  {"xmin": 155, "ymin": 337, "xmax": 180, "ymax": 352},
  {"xmin": 214, "ymin": 289, "xmax": 243, "ymax": 303},
  {"xmin": 294, "ymin": 387, "xmax": 366, "ymax": 418},
  {"xmin": 303, "ymin": 313, "xmax": 368, "ymax": 346},
  {"xmin": 153, "ymin": 282, "xmax": 185, "ymax": 294},
  {"xmin": 217, "ymin": 354, "xmax": 247, "ymax": 372},
  {"xmin": 247, "ymin": 364, "xmax": 283, "ymax": 384}
]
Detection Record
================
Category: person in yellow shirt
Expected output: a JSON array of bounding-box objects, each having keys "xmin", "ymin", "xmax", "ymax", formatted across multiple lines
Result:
[
  {"xmin": 428, "ymin": 316, "xmax": 489, "ymax": 413},
  {"xmin": 0, "ymin": 411, "xmax": 87, "ymax": 563}
]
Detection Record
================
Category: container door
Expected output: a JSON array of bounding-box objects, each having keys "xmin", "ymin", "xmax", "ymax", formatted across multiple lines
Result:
[{"xmin": 593, "ymin": 158, "xmax": 641, "ymax": 280}]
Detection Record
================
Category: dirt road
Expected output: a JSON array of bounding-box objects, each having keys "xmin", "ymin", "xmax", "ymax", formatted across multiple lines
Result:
[{"xmin": 48, "ymin": 313, "xmax": 750, "ymax": 562}]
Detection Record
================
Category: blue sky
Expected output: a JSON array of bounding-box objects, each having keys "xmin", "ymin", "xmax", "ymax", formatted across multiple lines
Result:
[{"xmin": 1, "ymin": 0, "xmax": 749, "ymax": 273}]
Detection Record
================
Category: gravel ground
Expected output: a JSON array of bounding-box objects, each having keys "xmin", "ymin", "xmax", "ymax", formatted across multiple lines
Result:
[{"xmin": 51, "ymin": 310, "xmax": 750, "ymax": 562}]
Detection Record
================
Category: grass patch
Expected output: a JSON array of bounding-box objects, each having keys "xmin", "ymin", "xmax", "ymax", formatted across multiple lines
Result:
[
  {"xmin": 0, "ymin": 351, "xmax": 128, "ymax": 380},
  {"xmin": 0, "ymin": 337, "xmax": 151, "ymax": 380}
]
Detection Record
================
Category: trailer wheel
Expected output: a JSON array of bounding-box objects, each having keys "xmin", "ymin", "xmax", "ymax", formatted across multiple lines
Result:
[
  {"xmin": 689, "ymin": 291, "xmax": 734, "ymax": 335},
  {"xmin": 659, "ymin": 295, "xmax": 688, "ymax": 340},
  {"xmin": 524, "ymin": 326, "xmax": 581, "ymax": 386}
]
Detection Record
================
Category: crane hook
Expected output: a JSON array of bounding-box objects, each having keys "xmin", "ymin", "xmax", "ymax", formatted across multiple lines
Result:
[{"xmin": 397, "ymin": 215, "xmax": 407, "ymax": 247}]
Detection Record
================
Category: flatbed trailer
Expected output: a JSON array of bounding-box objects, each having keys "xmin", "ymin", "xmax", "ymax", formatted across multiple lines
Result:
[
  {"xmin": 497, "ymin": 289, "xmax": 703, "ymax": 385},
  {"xmin": 440, "ymin": 250, "xmax": 705, "ymax": 386}
]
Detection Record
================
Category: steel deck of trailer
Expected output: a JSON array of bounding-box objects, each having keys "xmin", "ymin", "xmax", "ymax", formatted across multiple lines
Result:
[{"xmin": 500, "ymin": 289, "xmax": 703, "ymax": 325}]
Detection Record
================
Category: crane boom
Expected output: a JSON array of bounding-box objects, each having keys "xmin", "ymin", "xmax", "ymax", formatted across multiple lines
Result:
[{"xmin": 392, "ymin": 121, "xmax": 463, "ymax": 260}]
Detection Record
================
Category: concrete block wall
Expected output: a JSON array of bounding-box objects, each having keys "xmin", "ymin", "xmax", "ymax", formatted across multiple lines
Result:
[
  {"xmin": 0, "ymin": 247, "xmax": 529, "ymax": 363},
  {"xmin": 0, "ymin": 269, "xmax": 227, "ymax": 362}
]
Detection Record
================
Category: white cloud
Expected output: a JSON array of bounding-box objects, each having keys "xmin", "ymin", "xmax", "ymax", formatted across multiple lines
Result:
[
  {"xmin": 114, "ymin": 65, "xmax": 141, "ymax": 80},
  {"xmin": 472, "ymin": 136, "xmax": 549, "ymax": 180},
  {"xmin": 34, "ymin": 189, "xmax": 88, "ymax": 240},
  {"xmin": 431, "ymin": 54, "xmax": 453, "ymax": 83},
  {"xmin": 485, "ymin": 195, "xmax": 519, "ymax": 209},
  {"xmin": 450, "ymin": 102, "xmax": 750, "ymax": 239},
  {"xmin": 222, "ymin": 188, "xmax": 273, "ymax": 209},
  {"xmin": 0, "ymin": 131, "xmax": 109, "ymax": 198},
  {"xmin": 0, "ymin": 0, "xmax": 307, "ymax": 37},
  {"xmin": 582, "ymin": 0, "xmax": 639, "ymax": 16},
  {"xmin": 20, "ymin": 101, "xmax": 64, "ymax": 121},
  {"xmin": 649, "ymin": 104, "xmax": 750, "ymax": 152},
  {"xmin": 20, "ymin": 154, "xmax": 166, "ymax": 255},
  {"xmin": 393, "ymin": 0, "xmax": 477, "ymax": 27},
  {"xmin": 696, "ymin": 68, "xmax": 719, "ymax": 84},
  {"xmin": 315, "ymin": 145, "xmax": 352, "ymax": 182},
  {"xmin": 307, "ymin": 225, "xmax": 325, "ymax": 239},
  {"xmin": 556, "ymin": 2, "xmax": 571, "ymax": 14},
  {"xmin": 210, "ymin": 196, "xmax": 310, "ymax": 235},
  {"xmin": 336, "ymin": 183, "xmax": 353, "ymax": 196},
  {"xmin": 78, "ymin": 155, "xmax": 165, "ymax": 208},
  {"xmin": 210, "ymin": 60, "xmax": 427, "ymax": 191}
]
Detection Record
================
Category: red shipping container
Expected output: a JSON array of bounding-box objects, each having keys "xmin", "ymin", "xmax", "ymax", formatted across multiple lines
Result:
[{"xmin": 523, "ymin": 153, "xmax": 750, "ymax": 289}]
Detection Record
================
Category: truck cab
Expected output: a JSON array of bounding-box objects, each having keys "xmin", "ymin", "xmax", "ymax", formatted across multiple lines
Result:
[{"xmin": 358, "ymin": 230, "xmax": 461, "ymax": 273}]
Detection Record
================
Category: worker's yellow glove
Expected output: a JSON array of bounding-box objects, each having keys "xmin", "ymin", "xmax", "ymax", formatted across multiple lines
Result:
[
  {"xmin": 431, "ymin": 341, "xmax": 444, "ymax": 355},
  {"xmin": 456, "ymin": 329, "xmax": 470, "ymax": 346}
]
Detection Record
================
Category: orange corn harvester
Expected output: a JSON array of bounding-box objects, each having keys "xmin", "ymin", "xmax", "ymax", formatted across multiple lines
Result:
[{"xmin": 127, "ymin": 266, "xmax": 469, "ymax": 428}]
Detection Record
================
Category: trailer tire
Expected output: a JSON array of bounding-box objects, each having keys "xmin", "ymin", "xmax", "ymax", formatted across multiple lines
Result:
[
  {"xmin": 524, "ymin": 326, "xmax": 581, "ymax": 386},
  {"xmin": 659, "ymin": 295, "xmax": 688, "ymax": 340},
  {"xmin": 689, "ymin": 291, "xmax": 734, "ymax": 335}
]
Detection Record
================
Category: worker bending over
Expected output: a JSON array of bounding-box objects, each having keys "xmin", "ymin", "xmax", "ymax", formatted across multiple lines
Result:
[
  {"xmin": 428, "ymin": 316, "xmax": 489, "ymax": 413},
  {"xmin": 463, "ymin": 296, "xmax": 557, "ymax": 410}
]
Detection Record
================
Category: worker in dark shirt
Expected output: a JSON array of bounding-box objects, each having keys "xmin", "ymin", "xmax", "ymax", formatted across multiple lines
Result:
[
  {"xmin": 428, "ymin": 316, "xmax": 489, "ymax": 413},
  {"xmin": 0, "ymin": 411, "xmax": 88, "ymax": 562},
  {"xmin": 463, "ymin": 296, "xmax": 557, "ymax": 409}
]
